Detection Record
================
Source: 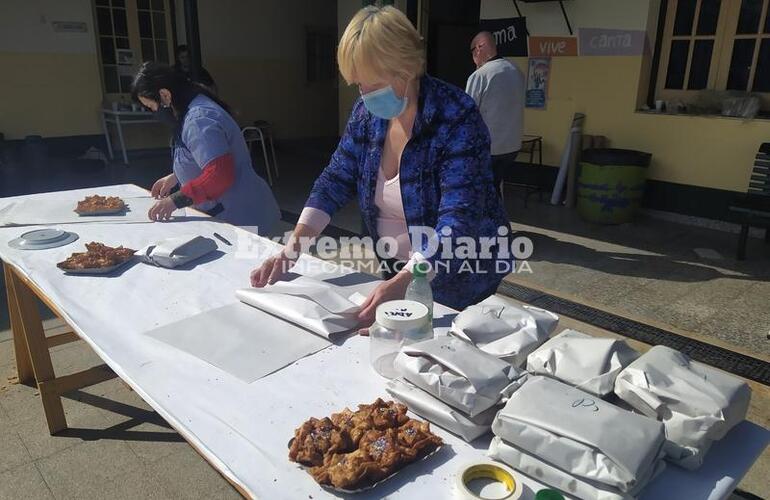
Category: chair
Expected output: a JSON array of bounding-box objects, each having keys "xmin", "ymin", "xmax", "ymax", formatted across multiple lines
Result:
[
  {"xmin": 242, "ymin": 121, "xmax": 279, "ymax": 185},
  {"xmin": 501, "ymin": 135, "xmax": 545, "ymax": 207},
  {"xmin": 729, "ymin": 142, "xmax": 770, "ymax": 260}
]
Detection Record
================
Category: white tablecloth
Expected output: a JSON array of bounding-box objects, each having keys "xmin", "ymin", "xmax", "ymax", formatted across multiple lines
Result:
[{"xmin": 0, "ymin": 185, "xmax": 766, "ymax": 499}]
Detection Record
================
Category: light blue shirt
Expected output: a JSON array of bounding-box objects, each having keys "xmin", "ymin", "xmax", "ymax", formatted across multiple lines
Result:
[{"xmin": 173, "ymin": 94, "xmax": 280, "ymax": 232}]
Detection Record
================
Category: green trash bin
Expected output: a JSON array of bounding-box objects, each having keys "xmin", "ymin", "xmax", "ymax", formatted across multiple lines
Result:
[{"xmin": 577, "ymin": 148, "xmax": 651, "ymax": 224}]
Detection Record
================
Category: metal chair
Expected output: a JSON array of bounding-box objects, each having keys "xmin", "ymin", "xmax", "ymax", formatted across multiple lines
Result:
[
  {"xmin": 729, "ymin": 142, "xmax": 770, "ymax": 260},
  {"xmin": 242, "ymin": 121, "xmax": 279, "ymax": 185}
]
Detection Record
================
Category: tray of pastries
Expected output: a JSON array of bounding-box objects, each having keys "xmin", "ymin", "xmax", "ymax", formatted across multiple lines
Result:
[
  {"xmin": 289, "ymin": 398, "xmax": 443, "ymax": 493},
  {"xmin": 57, "ymin": 242, "xmax": 135, "ymax": 274},
  {"xmin": 74, "ymin": 195, "xmax": 127, "ymax": 215}
]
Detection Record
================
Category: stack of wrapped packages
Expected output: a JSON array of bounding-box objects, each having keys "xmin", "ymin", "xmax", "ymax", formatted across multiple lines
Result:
[
  {"xmin": 613, "ymin": 345, "xmax": 751, "ymax": 470},
  {"xmin": 526, "ymin": 329, "xmax": 640, "ymax": 397},
  {"xmin": 386, "ymin": 296, "xmax": 557, "ymax": 442},
  {"xmin": 450, "ymin": 295, "xmax": 559, "ymax": 367},
  {"xmin": 489, "ymin": 375, "xmax": 666, "ymax": 500},
  {"xmin": 386, "ymin": 336, "xmax": 527, "ymax": 442},
  {"xmin": 387, "ymin": 294, "xmax": 752, "ymax": 498}
]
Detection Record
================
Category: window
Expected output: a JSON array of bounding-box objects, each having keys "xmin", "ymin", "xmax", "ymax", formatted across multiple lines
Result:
[
  {"xmin": 306, "ymin": 28, "xmax": 336, "ymax": 83},
  {"xmin": 137, "ymin": 0, "xmax": 170, "ymax": 64},
  {"xmin": 93, "ymin": 0, "xmax": 174, "ymax": 96},
  {"xmin": 95, "ymin": 0, "xmax": 131, "ymax": 94},
  {"xmin": 655, "ymin": 0, "xmax": 770, "ymax": 110}
]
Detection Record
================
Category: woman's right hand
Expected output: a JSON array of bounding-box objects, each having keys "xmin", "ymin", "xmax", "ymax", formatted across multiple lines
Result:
[
  {"xmin": 151, "ymin": 173, "xmax": 178, "ymax": 199},
  {"xmin": 249, "ymin": 249, "xmax": 297, "ymax": 288}
]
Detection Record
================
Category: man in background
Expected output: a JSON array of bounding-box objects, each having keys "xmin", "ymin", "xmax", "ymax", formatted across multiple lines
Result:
[
  {"xmin": 465, "ymin": 31, "xmax": 524, "ymax": 198},
  {"xmin": 175, "ymin": 44, "xmax": 217, "ymax": 93}
]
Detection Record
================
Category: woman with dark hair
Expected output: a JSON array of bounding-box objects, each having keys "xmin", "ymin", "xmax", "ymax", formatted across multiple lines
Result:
[{"xmin": 131, "ymin": 61, "xmax": 280, "ymax": 231}]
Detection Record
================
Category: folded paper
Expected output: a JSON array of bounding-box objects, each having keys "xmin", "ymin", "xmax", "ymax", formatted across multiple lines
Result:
[
  {"xmin": 236, "ymin": 276, "xmax": 365, "ymax": 339},
  {"xmin": 526, "ymin": 329, "xmax": 639, "ymax": 396},
  {"xmin": 386, "ymin": 378, "xmax": 495, "ymax": 442},
  {"xmin": 614, "ymin": 345, "xmax": 751, "ymax": 470},
  {"xmin": 136, "ymin": 235, "xmax": 218, "ymax": 268},
  {"xmin": 451, "ymin": 295, "xmax": 558, "ymax": 367},
  {"xmin": 394, "ymin": 336, "xmax": 524, "ymax": 417},
  {"xmin": 492, "ymin": 376, "xmax": 665, "ymax": 492}
]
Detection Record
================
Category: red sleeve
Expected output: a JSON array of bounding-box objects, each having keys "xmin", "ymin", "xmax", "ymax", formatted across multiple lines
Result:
[{"xmin": 180, "ymin": 153, "xmax": 236, "ymax": 204}]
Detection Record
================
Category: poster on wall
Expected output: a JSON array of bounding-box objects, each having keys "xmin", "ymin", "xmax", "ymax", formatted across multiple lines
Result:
[
  {"xmin": 478, "ymin": 17, "xmax": 528, "ymax": 57},
  {"xmin": 526, "ymin": 57, "xmax": 550, "ymax": 109}
]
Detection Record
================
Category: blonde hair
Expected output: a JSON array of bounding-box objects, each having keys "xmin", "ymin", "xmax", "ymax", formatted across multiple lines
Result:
[{"xmin": 337, "ymin": 6, "xmax": 425, "ymax": 85}]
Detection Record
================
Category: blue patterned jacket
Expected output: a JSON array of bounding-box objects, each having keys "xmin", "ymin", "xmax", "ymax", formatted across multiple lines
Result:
[{"xmin": 305, "ymin": 75, "xmax": 511, "ymax": 310}]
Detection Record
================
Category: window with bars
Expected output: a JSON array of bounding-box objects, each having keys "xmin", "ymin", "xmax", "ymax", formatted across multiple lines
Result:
[
  {"xmin": 95, "ymin": 0, "xmax": 132, "ymax": 94},
  {"xmin": 93, "ymin": 0, "xmax": 173, "ymax": 96},
  {"xmin": 656, "ymin": 0, "xmax": 770, "ymax": 110},
  {"xmin": 137, "ymin": 0, "xmax": 169, "ymax": 64}
]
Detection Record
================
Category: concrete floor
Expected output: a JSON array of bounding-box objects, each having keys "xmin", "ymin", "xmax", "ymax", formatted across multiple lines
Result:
[{"xmin": 1, "ymin": 142, "xmax": 768, "ymax": 498}]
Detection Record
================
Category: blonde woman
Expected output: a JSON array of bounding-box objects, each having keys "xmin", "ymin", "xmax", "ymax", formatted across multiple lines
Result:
[{"xmin": 250, "ymin": 6, "xmax": 510, "ymax": 325}]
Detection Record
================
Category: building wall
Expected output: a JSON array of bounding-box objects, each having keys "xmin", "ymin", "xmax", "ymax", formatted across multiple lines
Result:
[
  {"xmin": 0, "ymin": 0, "xmax": 103, "ymax": 139},
  {"xmin": 481, "ymin": 0, "xmax": 770, "ymax": 193},
  {"xmin": 337, "ymin": 0, "xmax": 363, "ymax": 135},
  {"xmin": 0, "ymin": 0, "xmax": 337, "ymax": 147},
  {"xmin": 193, "ymin": 0, "xmax": 338, "ymax": 140}
]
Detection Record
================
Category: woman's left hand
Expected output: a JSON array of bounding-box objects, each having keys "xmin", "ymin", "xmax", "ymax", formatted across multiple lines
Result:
[
  {"xmin": 148, "ymin": 197, "xmax": 177, "ymax": 221},
  {"xmin": 357, "ymin": 270, "xmax": 412, "ymax": 335}
]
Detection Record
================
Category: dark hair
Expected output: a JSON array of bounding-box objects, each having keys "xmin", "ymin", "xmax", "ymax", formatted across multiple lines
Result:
[
  {"xmin": 175, "ymin": 44, "xmax": 188, "ymax": 58},
  {"xmin": 130, "ymin": 61, "xmax": 230, "ymax": 142}
]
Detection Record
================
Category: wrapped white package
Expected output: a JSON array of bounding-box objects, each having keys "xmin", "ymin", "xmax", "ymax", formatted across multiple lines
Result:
[
  {"xmin": 394, "ymin": 336, "xmax": 525, "ymax": 417},
  {"xmin": 492, "ymin": 376, "xmax": 665, "ymax": 493},
  {"xmin": 488, "ymin": 437, "xmax": 666, "ymax": 500},
  {"xmin": 386, "ymin": 378, "xmax": 496, "ymax": 442},
  {"xmin": 450, "ymin": 295, "xmax": 558, "ymax": 367},
  {"xmin": 526, "ymin": 329, "xmax": 639, "ymax": 397},
  {"xmin": 614, "ymin": 345, "xmax": 751, "ymax": 470},
  {"xmin": 236, "ymin": 276, "xmax": 364, "ymax": 340},
  {"xmin": 136, "ymin": 235, "xmax": 218, "ymax": 268}
]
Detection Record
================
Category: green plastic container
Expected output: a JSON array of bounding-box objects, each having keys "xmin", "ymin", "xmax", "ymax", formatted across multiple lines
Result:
[{"xmin": 576, "ymin": 148, "xmax": 651, "ymax": 224}]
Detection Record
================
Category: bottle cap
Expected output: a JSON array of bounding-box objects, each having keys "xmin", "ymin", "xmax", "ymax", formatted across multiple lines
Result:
[
  {"xmin": 412, "ymin": 261, "xmax": 430, "ymax": 278},
  {"xmin": 375, "ymin": 300, "xmax": 429, "ymax": 330},
  {"xmin": 535, "ymin": 489, "xmax": 565, "ymax": 500}
]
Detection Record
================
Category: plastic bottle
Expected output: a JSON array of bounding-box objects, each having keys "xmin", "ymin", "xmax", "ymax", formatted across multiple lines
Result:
[{"xmin": 405, "ymin": 262, "xmax": 433, "ymax": 326}]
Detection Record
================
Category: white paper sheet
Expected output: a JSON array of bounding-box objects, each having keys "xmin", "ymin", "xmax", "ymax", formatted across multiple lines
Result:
[
  {"xmin": 145, "ymin": 303, "xmax": 331, "ymax": 383},
  {"xmin": 0, "ymin": 184, "xmax": 765, "ymax": 500},
  {"xmin": 0, "ymin": 195, "xmax": 186, "ymax": 226}
]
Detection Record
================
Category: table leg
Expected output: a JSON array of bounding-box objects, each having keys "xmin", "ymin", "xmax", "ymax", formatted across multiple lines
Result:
[
  {"xmin": 101, "ymin": 113, "xmax": 114, "ymax": 160},
  {"xmin": 258, "ymin": 130, "xmax": 273, "ymax": 186},
  {"xmin": 115, "ymin": 117, "xmax": 129, "ymax": 165},
  {"xmin": 6, "ymin": 267, "xmax": 67, "ymax": 434},
  {"xmin": 3, "ymin": 263, "xmax": 34, "ymax": 385},
  {"xmin": 538, "ymin": 138, "xmax": 543, "ymax": 167},
  {"xmin": 268, "ymin": 131, "xmax": 279, "ymax": 178}
]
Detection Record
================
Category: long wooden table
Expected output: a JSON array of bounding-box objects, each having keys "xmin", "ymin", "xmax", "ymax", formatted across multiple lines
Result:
[{"xmin": 1, "ymin": 184, "xmax": 767, "ymax": 500}]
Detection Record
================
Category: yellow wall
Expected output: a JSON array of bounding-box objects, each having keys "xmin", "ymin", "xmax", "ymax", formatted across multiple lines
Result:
[
  {"xmin": 510, "ymin": 55, "xmax": 769, "ymax": 192},
  {"xmin": 487, "ymin": 0, "xmax": 770, "ymax": 193},
  {"xmin": 0, "ymin": 52, "xmax": 103, "ymax": 138},
  {"xmin": 195, "ymin": 0, "xmax": 338, "ymax": 140},
  {"xmin": 337, "ymin": 0, "xmax": 364, "ymax": 134}
]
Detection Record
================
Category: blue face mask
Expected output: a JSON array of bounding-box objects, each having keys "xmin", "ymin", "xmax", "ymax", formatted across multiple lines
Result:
[{"xmin": 360, "ymin": 85, "xmax": 408, "ymax": 119}]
